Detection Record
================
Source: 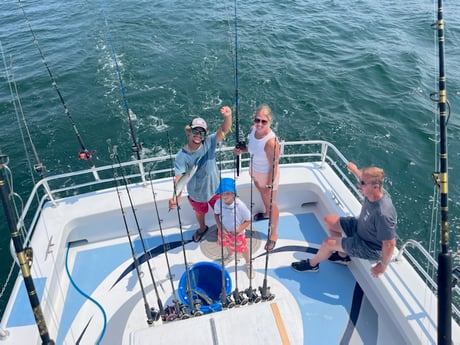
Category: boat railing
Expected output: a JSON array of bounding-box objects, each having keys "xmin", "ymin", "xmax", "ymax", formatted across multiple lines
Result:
[
  {"xmin": 17, "ymin": 140, "xmax": 358, "ymax": 243},
  {"xmin": 12, "ymin": 139, "xmax": 460, "ymax": 321},
  {"xmin": 397, "ymin": 239, "xmax": 460, "ymax": 320}
]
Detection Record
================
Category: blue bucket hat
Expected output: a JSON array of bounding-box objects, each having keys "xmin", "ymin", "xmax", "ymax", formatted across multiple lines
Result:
[{"xmin": 215, "ymin": 178, "xmax": 237, "ymax": 194}]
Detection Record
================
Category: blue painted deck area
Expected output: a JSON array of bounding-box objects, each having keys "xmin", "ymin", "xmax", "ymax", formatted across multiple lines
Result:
[
  {"xmin": 251, "ymin": 213, "xmax": 359, "ymax": 343},
  {"xmin": 8, "ymin": 212, "xmax": 359, "ymax": 344}
]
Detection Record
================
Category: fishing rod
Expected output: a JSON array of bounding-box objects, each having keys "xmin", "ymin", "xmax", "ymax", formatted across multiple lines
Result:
[
  {"xmin": 107, "ymin": 143, "xmax": 158, "ymax": 325},
  {"xmin": 17, "ymin": 1, "xmax": 97, "ymax": 174},
  {"xmin": 217, "ymin": 147, "xmax": 234, "ymax": 309},
  {"xmin": 166, "ymin": 132, "xmax": 202, "ymax": 317},
  {"xmin": 433, "ymin": 0, "xmax": 451, "ymax": 343},
  {"xmin": 0, "ymin": 155, "xmax": 55, "ymax": 345},
  {"xmin": 147, "ymin": 168, "xmax": 184, "ymax": 321},
  {"xmin": 108, "ymin": 140, "xmax": 163, "ymax": 321},
  {"xmin": 230, "ymin": 157, "xmax": 248, "ymax": 306},
  {"xmin": 259, "ymin": 141, "xmax": 277, "ymax": 301},
  {"xmin": 232, "ymin": 0, "xmax": 246, "ymax": 177},
  {"xmin": 245, "ymin": 155, "xmax": 261, "ymax": 303},
  {"xmin": 98, "ymin": 2, "xmax": 143, "ymax": 162}
]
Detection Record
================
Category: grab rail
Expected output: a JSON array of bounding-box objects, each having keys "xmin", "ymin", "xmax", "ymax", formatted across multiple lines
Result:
[
  {"xmin": 16, "ymin": 140, "xmax": 357, "ymax": 240},
  {"xmin": 397, "ymin": 239, "xmax": 460, "ymax": 319}
]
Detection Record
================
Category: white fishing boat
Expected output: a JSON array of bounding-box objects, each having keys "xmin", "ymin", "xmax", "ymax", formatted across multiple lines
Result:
[
  {"xmin": 0, "ymin": 136, "xmax": 459, "ymax": 345},
  {"xmin": 1, "ymin": 1, "xmax": 459, "ymax": 345}
]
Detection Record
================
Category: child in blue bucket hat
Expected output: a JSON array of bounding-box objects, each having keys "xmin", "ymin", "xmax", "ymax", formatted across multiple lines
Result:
[{"xmin": 213, "ymin": 178, "xmax": 255, "ymax": 279}]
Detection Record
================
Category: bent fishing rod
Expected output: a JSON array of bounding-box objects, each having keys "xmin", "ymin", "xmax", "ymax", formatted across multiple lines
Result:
[
  {"xmin": 433, "ymin": 0, "xmax": 451, "ymax": 343},
  {"xmin": 17, "ymin": 1, "xmax": 96, "ymax": 173},
  {"xmin": 108, "ymin": 143, "xmax": 158, "ymax": 324},
  {"xmin": 0, "ymin": 155, "xmax": 55, "ymax": 345}
]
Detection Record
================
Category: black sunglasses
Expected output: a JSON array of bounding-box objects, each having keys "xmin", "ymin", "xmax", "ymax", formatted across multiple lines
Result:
[
  {"xmin": 191, "ymin": 128, "xmax": 206, "ymax": 136},
  {"xmin": 359, "ymin": 180, "xmax": 375, "ymax": 186},
  {"xmin": 254, "ymin": 118, "xmax": 268, "ymax": 125}
]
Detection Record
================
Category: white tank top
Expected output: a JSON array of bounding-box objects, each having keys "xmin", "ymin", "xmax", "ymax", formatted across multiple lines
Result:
[{"xmin": 247, "ymin": 127, "xmax": 276, "ymax": 173}]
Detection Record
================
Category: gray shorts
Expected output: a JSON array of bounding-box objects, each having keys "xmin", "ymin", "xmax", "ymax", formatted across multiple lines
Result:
[{"xmin": 340, "ymin": 217, "xmax": 381, "ymax": 260}]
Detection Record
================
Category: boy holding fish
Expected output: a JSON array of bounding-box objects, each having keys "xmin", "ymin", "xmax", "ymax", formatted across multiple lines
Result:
[{"xmin": 169, "ymin": 106, "xmax": 232, "ymax": 242}]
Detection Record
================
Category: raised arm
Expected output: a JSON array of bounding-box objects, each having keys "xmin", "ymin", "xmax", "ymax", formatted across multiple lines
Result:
[
  {"xmin": 216, "ymin": 106, "xmax": 232, "ymax": 143},
  {"xmin": 347, "ymin": 162, "xmax": 362, "ymax": 180}
]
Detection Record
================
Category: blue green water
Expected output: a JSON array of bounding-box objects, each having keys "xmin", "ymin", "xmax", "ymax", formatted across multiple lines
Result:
[{"xmin": 0, "ymin": 0, "xmax": 460, "ymax": 314}]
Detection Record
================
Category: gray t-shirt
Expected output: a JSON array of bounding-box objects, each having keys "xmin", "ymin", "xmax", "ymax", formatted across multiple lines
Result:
[
  {"xmin": 357, "ymin": 193, "xmax": 397, "ymax": 250},
  {"xmin": 174, "ymin": 133, "xmax": 219, "ymax": 202}
]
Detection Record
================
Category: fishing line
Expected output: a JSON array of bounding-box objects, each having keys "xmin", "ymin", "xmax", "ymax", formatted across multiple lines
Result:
[
  {"xmin": 107, "ymin": 142, "xmax": 158, "ymax": 324},
  {"xmin": 1, "ymin": 42, "xmax": 48, "ymax": 237},
  {"xmin": 147, "ymin": 168, "xmax": 183, "ymax": 321},
  {"xmin": 97, "ymin": 1, "xmax": 143, "ymax": 160},
  {"xmin": 166, "ymin": 132, "xmax": 201, "ymax": 317},
  {"xmin": 1, "ymin": 43, "xmax": 45, "ymax": 181},
  {"xmin": 107, "ymin": 140, "xmax": 162, "ymax": 322},
  {"xmin": 17, "ymin": 0, "xmax": 96, "ymax": 169},
  {"xmin": 231, "ymin": 0, "xmax": 246, "ymax": 177},
  {"xmin": 259, "ymin": 140, "xmax": 277, "ymax": 301}
]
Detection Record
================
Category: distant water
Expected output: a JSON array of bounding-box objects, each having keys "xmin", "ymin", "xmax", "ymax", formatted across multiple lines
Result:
[{"xmin": 0, "ymin": 0, "xmax": 460, "ymax": 314}]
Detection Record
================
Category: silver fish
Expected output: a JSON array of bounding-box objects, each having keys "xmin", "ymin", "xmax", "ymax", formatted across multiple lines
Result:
[{"xmin": 174, "ymin": 163, "xmax": 199, "ymax": 195}]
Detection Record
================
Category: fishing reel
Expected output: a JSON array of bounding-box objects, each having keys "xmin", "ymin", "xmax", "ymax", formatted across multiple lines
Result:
[
  {"xmin": 258, "ymin": 285, "xmax": 275, "ymax": 301},
  {"xmin": 147, "ymin": 308, "xmax": 161, "ymax": 325},
  {"xmin": 244, "ymin": 287, "xmax": 262, "ymax": 304},
  {"xmin": 235, "ymin": 129, "xmax": 246, "ymax": 150},
  {"xmin": 232, "ymin": 289, "xmax": 249, "ymax": 306},
  {"xmin": 235, "ymin": 141, "xmax": 246, "ymax": 150},
  {"xmin": 33, "ymin": 163, "xmax": 46, "ymax": 174},
  {"xmin": 163, "ymin": 305, "xmax": 179, "ymax": 322},
  {"xmin": 78, "ymin": 150, "xmax": 94, "ymax": 161},
  {"xmin": 220, "ymin": 293, "xmax": 236, "ymax": 309},
  {"xmin": 0, "ymin": 154, "xmax": 9, "ymax": 165}
]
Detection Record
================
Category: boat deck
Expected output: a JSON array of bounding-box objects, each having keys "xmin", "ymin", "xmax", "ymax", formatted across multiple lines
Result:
[
  {"xmin": 1, "ymin": 149, "xmax": 459, "ymax": 344},
  {"xmin": 6, "ymin": 211, "xmax": 374, "ymax": 344}
]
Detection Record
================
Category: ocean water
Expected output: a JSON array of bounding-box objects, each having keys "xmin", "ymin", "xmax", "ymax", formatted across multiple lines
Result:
[{"xmin": 0, "ymin": 0, "xmax": 459, "ymax": 314}]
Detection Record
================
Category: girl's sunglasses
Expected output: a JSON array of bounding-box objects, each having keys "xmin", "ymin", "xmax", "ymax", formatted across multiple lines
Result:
[{"xmin": 254, "ymin": 118, "xmax": 268, "ymax": 125}]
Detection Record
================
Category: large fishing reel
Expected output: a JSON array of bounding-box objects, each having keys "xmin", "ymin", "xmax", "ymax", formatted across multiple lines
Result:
[
  {"xmin": 258, "ymin": 285, "xmax": 275, "ymax": 301},
  {"xmin": 235, "ymin": 129, "xmax": 247, "ymax": 150}
]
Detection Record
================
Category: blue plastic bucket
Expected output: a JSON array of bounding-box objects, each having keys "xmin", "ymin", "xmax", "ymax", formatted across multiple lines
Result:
[{"xmin": 178, "ymin": 261, "xmax": 232, "ymax": 313}]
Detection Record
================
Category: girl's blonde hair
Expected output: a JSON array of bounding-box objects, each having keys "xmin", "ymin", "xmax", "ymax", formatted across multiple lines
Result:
[{"xmin": 253, "ymin": 104, "xmax": 273, "ymax": 122}]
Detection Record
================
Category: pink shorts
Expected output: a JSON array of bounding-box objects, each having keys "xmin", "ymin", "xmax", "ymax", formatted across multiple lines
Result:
[
  {"xmin": 188, "ymin": 194, "xmax": 220, "ymax": 215},
  {"xmin": 217, "ymin": 231, "xmax": 248, "ymax": 253},
  {"xmin": 251, "ymin": 170, "xmax": 279, "ymax": 191}
]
